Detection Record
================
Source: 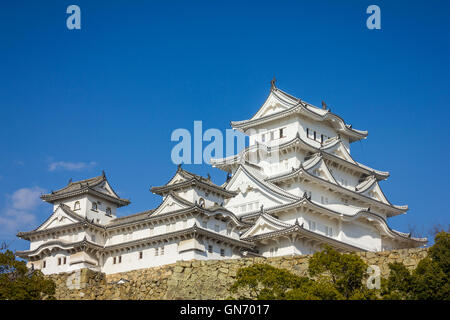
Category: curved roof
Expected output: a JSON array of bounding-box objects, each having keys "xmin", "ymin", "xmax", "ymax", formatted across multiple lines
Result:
[
  {"xmin": 211, "ymin": 133, "xmax": 389, "ymax": 179},
  {"xmin": 239, "ymin": 196, "xmax": 426, "ymax": 245},
  {"xmin": 230, "ymin": 86, "xmax": 368, "ymax": 142},
  {"xmin": 266, "ymin": 159, "xmax": 408, "ymax": 216},
  {"xmin": 151, "ymin": 166, "xmax": 236, "ymax": 198},
  {"xmin": 40, "ymin": 172, "xmax": 130, "ymax": 207}
]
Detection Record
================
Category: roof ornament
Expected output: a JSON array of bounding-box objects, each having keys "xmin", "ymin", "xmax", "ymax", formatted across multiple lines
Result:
[
  {"xmin": 303, "ymin": 191, "xmax": 307, "ymax": 198},
  {"xmin": 102, "ymin": 170, "xmax": 106, "ymax": 178},
  {"xmin": 226, "ymin": 172, "xmax": 231, "ymax": 182},
  {"xmin": 321, "ymin": 101, "xmax": 327, "ymax": 110},
  {"xmin": 178, "ymin": 163, "xmax": 182, "ymax": 170},
  {"xmin": 260, "ymin": 204, "xmax": 264, "ymax": 214},
  {"xmin": 207, "ymin": 173, "xmax": 211, "ymax": 180},
  {"xmin": 270, "ymin": 76, "xmax": 277, "ymax": 90},
  {"xmin": 68, "ymin": 178, "xmax": 72, "ymax": 185}
]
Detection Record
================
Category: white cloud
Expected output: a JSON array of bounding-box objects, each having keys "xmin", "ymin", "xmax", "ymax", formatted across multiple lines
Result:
[
  {"xmin": 48, "ymin": 161, "xmax": 97, "ymax": 172},
  {"xmin": 10, "ymin": 187, "xmax": 45, "ymax": 210},
  {"xmin": 0, "ymin": 186, "xmax": 46, "ymax": 238}
]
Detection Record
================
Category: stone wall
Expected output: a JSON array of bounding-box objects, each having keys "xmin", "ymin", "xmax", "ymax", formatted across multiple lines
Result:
[{"xmin": 48, "ymin": 247, "xmax": 428, "ymax": 300}]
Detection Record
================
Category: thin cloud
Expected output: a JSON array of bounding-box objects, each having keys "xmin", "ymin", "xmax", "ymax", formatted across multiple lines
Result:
[
  {"xmin": 48, "ymin": 161, "xmax": 97, "ymax": 172},
  {"xmin": 0, "ymin": 186, "xmax": 46, "ymax": 238}
]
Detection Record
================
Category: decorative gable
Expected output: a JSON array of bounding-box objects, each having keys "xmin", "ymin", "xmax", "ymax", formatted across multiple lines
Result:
[
  {"xmin": 241, "ymin": 213, "xmax": 290, "ymax": 238},
  {"xmin": 37, "ymin": 205, "xmax": 82, "ymax": 231},
  {"xmin": 225, "ymin": 166, "xmax": 296, "ymax": 216},
  {"xmin": 151, "ymin": 194, "xmax": 192, "ymax": 216}
]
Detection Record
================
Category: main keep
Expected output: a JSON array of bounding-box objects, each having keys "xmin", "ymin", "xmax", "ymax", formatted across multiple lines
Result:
[{"xmin": 17, "ymin": 81, "xmax": 426, "ymax": 275}]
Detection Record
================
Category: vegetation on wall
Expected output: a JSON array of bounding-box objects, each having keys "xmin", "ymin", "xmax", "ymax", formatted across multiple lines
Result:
[
  {"xmin": 0, "ymin": 243, "xmax": 56, "ymax": 300},
  {"xmin": 230, "ymin": 232, "xmax": 450, "ymax": 300}
]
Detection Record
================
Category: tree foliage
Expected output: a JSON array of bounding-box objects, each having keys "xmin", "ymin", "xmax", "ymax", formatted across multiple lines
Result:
[
  {"xmin": 230, "ymin": 246, "xmax": 376, "ymax": 300},
  {"xmin": 382, "ymin": 231, "xmax": 450, "ymax": 300},
  {"xmin": 0, "ymin": 245, "xmax": 56, "ymax": 300},
  {"xmin": 230, "ymin": 232, "xmax": 450, "ymax": 300}
]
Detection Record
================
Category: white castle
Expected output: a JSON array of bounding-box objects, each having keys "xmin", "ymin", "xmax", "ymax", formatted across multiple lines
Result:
[{"xmin": 17, "ymin": 81, "xmax": 427, "ymax": 275}]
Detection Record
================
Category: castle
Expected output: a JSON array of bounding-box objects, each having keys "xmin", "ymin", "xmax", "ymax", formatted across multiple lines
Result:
[{"xmin": 16, "ymin": 81, "xmax": 426, "ymax": 275}]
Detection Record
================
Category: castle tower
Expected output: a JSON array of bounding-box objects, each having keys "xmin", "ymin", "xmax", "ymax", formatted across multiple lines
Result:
[{"xmin": 211, "ymin": 81, "xmax": 426, "ymax": 256}]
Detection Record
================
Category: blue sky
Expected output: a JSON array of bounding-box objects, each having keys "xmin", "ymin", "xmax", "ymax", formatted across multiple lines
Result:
[{"xmin": 0, "ymin": 0, "xmax": 449, "ymax": 251}]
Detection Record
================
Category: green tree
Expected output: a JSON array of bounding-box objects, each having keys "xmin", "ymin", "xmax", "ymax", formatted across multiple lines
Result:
[
  {"xmin": 230, "ymin": 246, "xmax": 375, "ymax": 300},
  {"xmin": 0, "ymin": 243, "xmax": 56, "ymax": 300},
  {"xmin": 230, "ymin": 263, "xmax": 310, "ymax": 299},
  {"xmin": 308, "ymin": 245, "xmax": 376, "ymax": 299},
  {"xmin": 382, "ymin": 232, "xmax": 450, "ymax": 300}
]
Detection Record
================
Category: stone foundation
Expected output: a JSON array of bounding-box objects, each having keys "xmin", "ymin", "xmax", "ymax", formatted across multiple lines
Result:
[{"xmin": 48, "ymin": 247, "xmax": 428, "ymax": 300}]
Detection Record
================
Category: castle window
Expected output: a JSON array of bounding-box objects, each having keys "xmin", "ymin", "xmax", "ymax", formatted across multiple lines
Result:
[
  {"xmin": 280, "ymin": 128, "xmax": 286, "ymax": 138},
  {"xmin": 113, "ymin": 257, "xmax": 116, "ymax": 264},
  {"xmin": 208, "ymin": 245, "xmax": 213, "ymax": 253},
  {"xmin": 155, "ymin": 248, "xmax": 159, "ymax": 256},
  {"xmin": 139, "ymin": 252, "xmax": 143, "ymax": 259},
  {"xmin": 58, "ymin": 258, "xmax": 61, "ymax": 265},
  {"xmin": 92, "ymin": 202, "xmax": 98, "ymax": 211},
  {"xmin": 325, "ymin": 226, "xmax": 333, "ymax": 237},
  {"xmin": 161, "ymin": 246, "xmax": 165, "ymax": 256},
  {"xmin": 220, "ymin": 249, "xmax": 225, "ymax": 257},
  {"xmin": 321, "ymin": 134, "xmax": 324, "ymax": 143},
  {"xmin": 118, "ymin": 256, "xmax": 122, "ymax": 263},
  {"xmin": 198, "ymin": 198, "xmax": 205, "ymax": 208},
  {"xmin": 43, "ymin": 260, "xmax": 46, "ymax": 268},
  {"xmin": 308, "ymin": 220, "xmax": 316, "ymax": 231},
  {"xmin": 314, "ymin": 131, "xmax": 317, "ymax": 140},
  {"xmin": 74, "ymin": 201, "xmax": 80, "ymax": 211},
  {"xmin": 63, "ymin": 257, "xmax": 67, "ymax": 264},
  {"xmin": 106, "ymin": 207, "xmax": 111, "ymax": 216}
]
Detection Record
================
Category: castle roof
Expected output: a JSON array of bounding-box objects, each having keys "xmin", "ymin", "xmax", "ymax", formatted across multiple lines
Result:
[
  {"xmin": 151, "ymin": 166, "xmax": 236, "ymax": 198},
  {"xmin": 40, "ymin": 172, "xmax": 130, "ymax": 207},
  {"xmin": 230, "ymin": 85, "xmax": 367, "ymax": 143},
  {"xmin": 211, "ymin": 133, "xmax": 389, "ymax": 179}
]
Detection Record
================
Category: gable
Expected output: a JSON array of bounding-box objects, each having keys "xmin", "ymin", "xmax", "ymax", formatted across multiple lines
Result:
[
  {"xmin": 91, "ymin": 180, "xmax": 119, "ymax": 199},
  {"xmin": 167, "ymin": 172, "xmax": 188, "ymax": 186},
  {"xmin": 362, "ymin": 182, "xmax": 390, "ymax": 204},
  {"xmin": 250, "ymin": 91, "xmax": 293, "ymax": 121},
  {"xmin": 241, "ymin": 214, "xmax": 290, "ymax": 238},
  {"xmin": 37, "ymin": 206, "xmax": 81, "ymax": 231},
  {"xmin": 305, "ymin": 157, "xmax": 338, "ymax": 184},
  {"xmin": 151, "ymin": 194, "xmax": 192, "ymax": 216},
  {"xmin": 326, "ymin": 142, "xmax": 355, "ymax": 163},
  {"xmin": 225, "ymin": 166, "xmax": 295, "ymax": 216}
]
